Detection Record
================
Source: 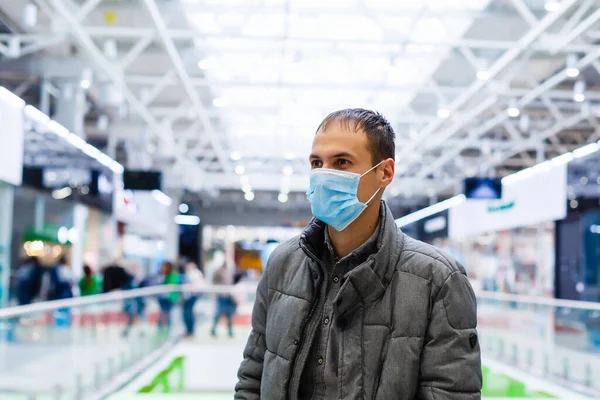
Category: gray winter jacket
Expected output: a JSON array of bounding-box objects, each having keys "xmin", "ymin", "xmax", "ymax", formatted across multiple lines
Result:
[{"xmin": 235, "ymin": 204, "xmax": 481, "ymax": 399}]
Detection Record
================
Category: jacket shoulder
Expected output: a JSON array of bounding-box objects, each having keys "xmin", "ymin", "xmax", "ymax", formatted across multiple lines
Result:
[
  {"xmin": 264, "ymin": 235, "xmax": 304, "ymax": 279},
  {"xmin": 397, "ymin": 233, "xmax": 467, "ymax": 290}
]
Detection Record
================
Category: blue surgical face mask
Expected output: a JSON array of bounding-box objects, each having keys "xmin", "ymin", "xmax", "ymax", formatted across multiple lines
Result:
[{"xmin": 306, "ymin": 160, "xmax": 384, "ymax": 232}]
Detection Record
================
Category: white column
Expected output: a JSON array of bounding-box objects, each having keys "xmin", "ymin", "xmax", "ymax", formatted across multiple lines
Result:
[
  {"xmin": 0, "ymin": 183, "xmax": 14, "ymax": 307},
  {"xmin": 71, "ymin": 204, "xmax": 89, "ymax": 278},
  {"xmin": 54, "ymin": 81, "xmax": 86, "ymax": 136},
  {"xmin": 164, "ymin": 191, "xmax": 181, "ymax": 262},
  {"xmin": 34, "ymin": 194, "xmax": 45, "ymax": 232}
]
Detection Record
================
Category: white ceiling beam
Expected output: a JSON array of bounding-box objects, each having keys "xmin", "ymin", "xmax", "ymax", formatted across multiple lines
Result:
[
  {"xmin": 80, "ymin": 26, "xmax": 600, "ymax": 54},
  {"xmin": 119, "ymin": 32, "xmax": 155, "ymax": 70},
  {"xmin": 141, "ymin": 0, "xmax": 232, "ymax": 175},
  {"xmin": 76, "ymin": 0, "xmax": 104, "ymax": 21},
  {"xmin": 550, "ymin": 6, "xmax": 600, "ymax": 54},
  {"xmin": 508, "ymin": 0, "xmax": 538, "ymax": 27},
  {"xmin": 560, "ymin": 0, "xmax": 595, "ymax": 36},
  {"xmin": 125, "ymin": 75, "xmax": 600, "ymax": 101},
  {"xmin": 47, "ymin": 0, "xmax": 173, "ymax": 149},
  {"xmin": 395, "ymin": 0, "xmax": 580, "ymax": 172}
]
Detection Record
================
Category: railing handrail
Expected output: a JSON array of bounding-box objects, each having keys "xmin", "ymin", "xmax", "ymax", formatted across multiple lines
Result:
[
  {"xmin": 476, "ymin": 290, "xmax": 600, "ymax": 311},
  {"xmin": 1, "ymin": 284, "xmax": 598, "ymax": 319},
  {"xmin": 0, "ymin": 282, "xmax": 258, "ymax": 319}
]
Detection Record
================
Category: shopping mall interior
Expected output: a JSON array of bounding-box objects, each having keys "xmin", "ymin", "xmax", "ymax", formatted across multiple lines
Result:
[{"xmin": 0, "ymin": 0, "xmax": 600, "ymax": 399}]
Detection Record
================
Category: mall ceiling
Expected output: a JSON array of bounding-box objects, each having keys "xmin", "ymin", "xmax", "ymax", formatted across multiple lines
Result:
[{"xmin": 1, "ymin": 0, "xmax": 600, "ymax": 211}]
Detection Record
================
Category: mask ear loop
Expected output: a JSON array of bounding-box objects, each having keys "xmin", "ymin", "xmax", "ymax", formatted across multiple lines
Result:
[
  {"xmin": 360, "ymin": 160, "xmax": 385, "ymax": 205},
  {"xmin": 364, "ymin": 187, "xmax": 382, "ymax": 206},
  {"xmin": 360, "ymin": 159, "xmax": 385, "ymax": 177}
]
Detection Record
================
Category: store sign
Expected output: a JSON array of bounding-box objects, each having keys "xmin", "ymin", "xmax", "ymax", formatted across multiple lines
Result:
[
  {"xmin": 115, "ymin": 190, "xmax": 170, "ymax": 237},
  {"xmin": 449, "ymin": 164, "xmax": 567, "ymax": 238},
  {"xmin": 0, "ymin": 88, "xmax": 25, "ymax": 185}
]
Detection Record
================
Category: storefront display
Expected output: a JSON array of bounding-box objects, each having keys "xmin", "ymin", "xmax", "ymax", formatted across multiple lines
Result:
[{"xmin": 446, "ymin": 164, "xmax": 567, "ymax": 296}]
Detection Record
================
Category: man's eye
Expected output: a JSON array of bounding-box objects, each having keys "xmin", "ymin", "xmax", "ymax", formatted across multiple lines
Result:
[
  {"xmin": 336, "ymin": 159, "xmax": 350, "ymax": 166},
  {"xmin": 311, "ymin": 160, "xmax": 323, "ymax": 168}
]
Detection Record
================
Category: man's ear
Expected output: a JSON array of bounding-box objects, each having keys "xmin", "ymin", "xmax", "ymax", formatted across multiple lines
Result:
[{"xmin": 380, "ymin": 158, "xmax": 395, "ymax": 188}]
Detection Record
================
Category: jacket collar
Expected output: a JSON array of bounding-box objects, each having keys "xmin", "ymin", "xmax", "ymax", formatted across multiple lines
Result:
[{"xmin": 300, "ymin": 201, "xmax": 405, "ymax": 307}]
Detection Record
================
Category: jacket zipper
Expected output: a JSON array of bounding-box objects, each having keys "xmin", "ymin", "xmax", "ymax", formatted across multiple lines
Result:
[{"xmin": 287, "ymin": 242, "xmax": 325, "ymax": 398}]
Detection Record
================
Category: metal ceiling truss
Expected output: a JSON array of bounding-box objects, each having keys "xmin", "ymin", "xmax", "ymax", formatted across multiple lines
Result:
[{"xmin": 1, "ymin": 0, "xmax": 600, "ymax": 199}]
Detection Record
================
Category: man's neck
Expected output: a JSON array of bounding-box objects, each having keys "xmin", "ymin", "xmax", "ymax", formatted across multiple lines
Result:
[{"xmin": 328, "ymin": 202, "xmax": 381, "ymax": 259}]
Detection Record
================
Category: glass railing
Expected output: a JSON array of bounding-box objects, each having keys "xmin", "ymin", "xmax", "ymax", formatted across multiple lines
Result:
[
  {"xmin": 1, "ymin": 284, "xmax": 599, "ymax": 399},
  {"xmin": 477, "ymin": 291, "xmax": 600, "ymax": 396},
  {"xmin": 0, "ymin": 283, "xmax": 257, "ymax": 400}
]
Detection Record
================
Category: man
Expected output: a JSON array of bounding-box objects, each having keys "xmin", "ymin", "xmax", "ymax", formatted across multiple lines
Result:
[{"xmin": 235, "ymin": 109, "xmax": 481, "ymax": 399}]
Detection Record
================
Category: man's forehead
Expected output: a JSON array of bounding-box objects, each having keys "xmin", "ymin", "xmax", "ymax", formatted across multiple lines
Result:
[{"xmin": 312, "ymin": 123, "xmax": 369, "ymax": 156}]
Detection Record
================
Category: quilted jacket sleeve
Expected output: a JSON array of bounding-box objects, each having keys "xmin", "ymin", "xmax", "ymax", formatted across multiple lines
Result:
[
  {"xmin": 234, "ymin": 268, "xmax": 269, "ymax": 399},
  {"xmin": 417, "ymin": 270, "xmax": 482, "ymax": 400}
]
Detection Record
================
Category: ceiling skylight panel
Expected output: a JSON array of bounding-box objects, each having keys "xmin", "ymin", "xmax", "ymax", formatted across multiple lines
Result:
[
  {"xmin": 187, "ymin": 12, "xmax": 221, "ymax": 34},
  {"xmin": 241, "ymin": 13, "xmax": 286, "ymax": 36},
  {"xmin": 410, "ymin": 17, "xmax": 448, "ymax": 43}
]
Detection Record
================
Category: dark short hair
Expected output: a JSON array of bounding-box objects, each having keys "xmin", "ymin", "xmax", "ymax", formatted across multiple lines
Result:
[{"xmin": 316, "ymin": 108, "xmax": 396, "ymax": 164}]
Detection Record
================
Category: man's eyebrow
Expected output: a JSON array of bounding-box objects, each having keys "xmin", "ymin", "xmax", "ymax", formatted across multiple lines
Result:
[{"xmin": 309, "ymin": 152, "xmax": 355, "ymax": 159}]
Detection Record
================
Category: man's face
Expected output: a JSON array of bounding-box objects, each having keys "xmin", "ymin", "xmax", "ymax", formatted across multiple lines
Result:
[{"xmin": 309, "ymin": 121, "xmax": 389, "ymax": 204}]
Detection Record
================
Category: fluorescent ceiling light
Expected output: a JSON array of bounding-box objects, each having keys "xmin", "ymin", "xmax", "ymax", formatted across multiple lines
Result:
[
  {"xmin": 47, "ymin": 120, "xmax": 69, "ymax": 138},
  {"xmin": 152, "ymin": 190, "xmax": 173, "ymax": 206},
  {"xmin": 82, "ymin": 143, "xmax": 102, "ymax": 158},
  {"xmin": 566, "ymin": 68, "xmax": 579, "ymax": 78},
  {"xmin": 24, "ymin": 105, "xmax": 49, "ymax": 124},
  {"xmin": 476, "ymin": 70, "xmax": 490, "ymax": 81},
  {"xmin": 80, "ymin": 80, "xmax": 91, "ymax": 89},
  {"xmin": 572, "ymin": 143, "xmax": 598, "ymax": 158},
  {"xmin": 544, "ymin": 1, "xmax": 560, "ymax": 12},
  {"xmin": 52, "ymin": 187, "xmax": 72, "ymax": 200},
  {"xmin": 551, "ymin": 152, "xmax": 574, "ymax": 165},
  {"xmin": 507, "ymin": 107, "xmax": 520, "ymax": 117},
  {"xmin": 174, "ymin": 215, "xmax": 200, "ymax": 225},
  {"xmin": 67, "ymin": 133, "xmax": 86, "ymax": 148},
  {"xmin": 437, "ymin": 108, "xmax": 450, "ymax": 118},
  {"xmin": 395, "ymin": 195, "xmax": 466, "ymax": 228}
]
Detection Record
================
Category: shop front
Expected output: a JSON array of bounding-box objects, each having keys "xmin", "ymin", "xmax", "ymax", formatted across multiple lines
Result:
[{"xmin": 448, "ymin": 163, "xmax": 567, "ymax": 297}]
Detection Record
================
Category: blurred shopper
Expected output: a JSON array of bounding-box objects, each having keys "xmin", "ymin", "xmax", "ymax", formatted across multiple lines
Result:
[
  {"xmin": 79, "ymin": 265, "xmax": 101, "ymax": 296},
  {"xmin": 15, "ymin": 257, "xmax": 43, "ymax": 305},
  {"xmin": 211, "ymin": 264, "xmax": 236, "ymax": 338},
  {"xmin": 235, "ymin": 109, "xmax": 481, "ymax": 399},
  {"xmin": 49, "ymin": 256, "xmax": 74, "ymax": 300},
  {"xmin": 182, "ymin": 262, "xmax": 205, "ymax": 338},
  {"xmin": 102, "ymin": 260, "xmax": 131, "ymax": 293},
  {"xmin": 157, "ymin": 261, "xmax": 180, "ymax": 330}
]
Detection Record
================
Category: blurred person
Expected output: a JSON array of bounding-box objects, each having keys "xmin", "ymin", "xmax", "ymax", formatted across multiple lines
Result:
[
  {"xmin": 79, "ymin": 265, "xmax": 101, "ymax": 296},
  {"xmin": 49, "ymin": 256, "xmax": 74, "ymax": 300},
  {"xmin": 182, "ymin": 262, "xmax": 205, "ymax": 338},
  {"xmin": 15, "ymin": 257, "xmax": 43, "ymax": 305},
  {"xmin": 102, "ymin": 259, "xmax": 131, "ymax": 293},
  {"xmin": 211, "ymin": 264, "xmax": 236, "ymax": 338},
  {"xmin": 235, "ymin": 109, "xmax": 480, "ymax": 399},
  {"xmin": 157, "ymin": 261, "xmax": 180, "ymax": 330}
]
